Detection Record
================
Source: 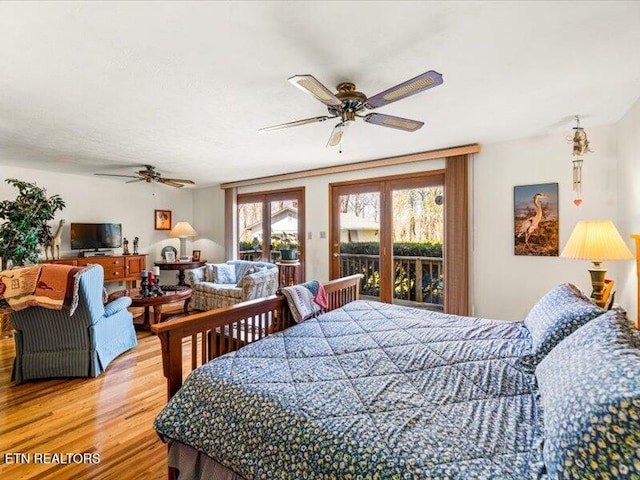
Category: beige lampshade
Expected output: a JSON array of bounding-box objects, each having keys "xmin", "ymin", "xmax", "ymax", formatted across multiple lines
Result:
[
  {"xmin": 169, "ymin": 221, "xmax": 198, "ymax": 238},
  {"xmin": 560, "ymin": 220, "xmax": 633, "ymax": 261}
]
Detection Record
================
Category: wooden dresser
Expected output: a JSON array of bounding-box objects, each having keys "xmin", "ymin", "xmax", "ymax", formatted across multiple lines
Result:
[{"xmin": 47, "ymin": 254, "xmax": 147, "ymax": 285}]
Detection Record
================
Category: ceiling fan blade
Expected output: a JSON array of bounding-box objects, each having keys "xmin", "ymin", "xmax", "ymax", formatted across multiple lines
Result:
[
  {"xmin": 158, "ymin": 178, "xmax": 185, "ymax": 188},
  {"xmin": 162, "ymin": 178, "xmax": 195, "ymax": 185},
  {"xmin": 94, "ymin": 173, "xmax": 140, "ymax": 179},
  {"xmin": 363, "ymin": 113, "xmax": 424, "ymax": 132},
  {"xmin": 125, "ymin": 178, "xmax": 145, "ymax": 184},
  {"xmin": 326, "ymin": 121, "xmax": 351, "ymax": 148},
  {"xmin": 364, "ymin": 70, "xmax": 443, "ymax": 109},
  {"xmin": 259, "ymin": 115, "xmax": 336, "ymax": 133},
  {"xmin": 288, "ymin": 75, "xmax": 342, "ymax": 107}
]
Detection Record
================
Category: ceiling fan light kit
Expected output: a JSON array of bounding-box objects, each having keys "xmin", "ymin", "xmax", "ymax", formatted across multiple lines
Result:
[
  {"xmin": 327, "ymin": 122, "xmax": 349, "ymax": 148},
  {"xmin": 260, "ymin": 70, "xmax": 444, "ymax": 149}
]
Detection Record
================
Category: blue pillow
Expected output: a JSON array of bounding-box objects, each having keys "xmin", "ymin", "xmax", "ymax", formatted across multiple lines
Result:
[
  {"xmin": 520, "ymin": 283, "xmax": 604, "ymax": 370},
  {"xmin": 211, "ymin": 263, "xmax": 236, "ymax": 284},
  {"xmin": 536, "ymin": 311, "xmax": 640, "ymax": 478}
]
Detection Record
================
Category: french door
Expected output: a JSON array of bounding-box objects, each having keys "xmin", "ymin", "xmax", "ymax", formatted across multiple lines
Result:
[
  {"xmin": 330, "ymin": 172, "xmax": 444, "ymax": 308},
  {"xmin": 237, "ymin": 187, "xmax": 305, "ymax": 283}
]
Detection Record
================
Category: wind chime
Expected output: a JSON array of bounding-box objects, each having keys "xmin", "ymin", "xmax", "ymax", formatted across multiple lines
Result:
[{"xmin": 568, "ymin": 115, "xmax": 592, "ymax": 206}]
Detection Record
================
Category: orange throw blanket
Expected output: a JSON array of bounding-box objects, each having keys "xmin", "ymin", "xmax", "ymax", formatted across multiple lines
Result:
[{"xmin": 0, "ymin": 264, "xmax": 91, "ymax": 315}]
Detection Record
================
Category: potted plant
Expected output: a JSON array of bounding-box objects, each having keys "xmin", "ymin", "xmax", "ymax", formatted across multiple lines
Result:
[
  {"xmin": 278, "ymin": 232, "xmax": 298, "ymax": 261},
  {"xmin": 0, "ymin": 179, "xmax": 66, "ymax": 270}
]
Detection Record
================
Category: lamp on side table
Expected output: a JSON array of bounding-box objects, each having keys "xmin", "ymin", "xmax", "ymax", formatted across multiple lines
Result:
[
  {"xmin": 169, "ymin": 221, "xmax": 197, "ymax": 261},
  {"xmin": 561, "ymin": 220, "xmax": 633, "ymax": 308}
]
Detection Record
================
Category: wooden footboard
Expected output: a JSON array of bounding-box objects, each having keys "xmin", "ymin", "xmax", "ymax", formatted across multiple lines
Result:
[{"xmin": 151, "ymin": 274, "xmax": 362, "ymax": 400}]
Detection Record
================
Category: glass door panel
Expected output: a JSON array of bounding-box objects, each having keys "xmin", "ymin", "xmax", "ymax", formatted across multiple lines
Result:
[
  {"xmin": 336, "ymin": 190, "xmax": 381, "ymax": 301},
  {"xmin": 391, "ymin": 185, "xmax": 444, "ymax": 310},
  {"xmin": 270, "ymin": 199, "xmax": 299, "ymax": 265},
  {"xmin": 238, "ymin": 202, "xmax": 263, "ymax": 261}
]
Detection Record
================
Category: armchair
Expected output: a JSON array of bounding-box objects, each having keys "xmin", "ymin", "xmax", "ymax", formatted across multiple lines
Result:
[{"xmin": 10, "ymin": 264, "xmax": 137, "ymax": 383}]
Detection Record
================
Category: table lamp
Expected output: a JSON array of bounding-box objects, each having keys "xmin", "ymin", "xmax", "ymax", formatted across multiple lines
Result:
[
  {"xmin": 169, "ymin": 221, "xmax": 198, "ymax": 261},
  {"xmin": 560, "ymin": 220, "xmax": 633, "ymax": 307}
]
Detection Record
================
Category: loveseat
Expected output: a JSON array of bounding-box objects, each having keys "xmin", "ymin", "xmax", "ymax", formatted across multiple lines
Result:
[{"xmin": 185, "ymin": 260, "xmax": 279, "ymax": 311}]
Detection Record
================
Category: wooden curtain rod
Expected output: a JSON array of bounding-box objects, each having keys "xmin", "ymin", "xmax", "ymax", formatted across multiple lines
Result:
[{"xmin": 220, "ymin": 143, "xmax": 481, "ymax": 189}]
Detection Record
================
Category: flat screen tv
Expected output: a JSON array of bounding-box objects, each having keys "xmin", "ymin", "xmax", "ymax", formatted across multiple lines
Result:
[{"xmin": 70, "ymin": 223, "xmax": 122, "ymax": 250}]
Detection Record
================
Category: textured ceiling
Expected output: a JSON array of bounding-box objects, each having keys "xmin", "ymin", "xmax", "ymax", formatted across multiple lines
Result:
[{"xmin": 1, "ymin": 1, "xmax": 639, "ymax": 187}]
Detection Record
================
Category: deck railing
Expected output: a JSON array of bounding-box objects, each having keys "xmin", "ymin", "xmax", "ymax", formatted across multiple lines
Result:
[
  {"xmin": 239, "ymin": 250, "xmax": 280, "ymax": 262},
  {"xmin": 339, "ymin": 253, "xmax": 443, "ymax": 310},
  {"xmin": 239, "ymin": 250, "xmax": 444, "ymax": 310}
]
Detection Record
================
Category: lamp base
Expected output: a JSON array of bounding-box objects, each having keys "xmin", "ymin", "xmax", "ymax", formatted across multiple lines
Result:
[
  {"xmin": 178, "ymin": 238, "xmax": 187, "ymax": 259},
  {"xmin": 588, "ymin": 261, "xmax": 607, "ymax": 308}
]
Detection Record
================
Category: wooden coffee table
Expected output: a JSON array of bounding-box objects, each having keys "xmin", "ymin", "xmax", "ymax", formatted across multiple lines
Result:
[{"xmin": 129, "ymin": 286, "xmax": 192, "ymax": 330}]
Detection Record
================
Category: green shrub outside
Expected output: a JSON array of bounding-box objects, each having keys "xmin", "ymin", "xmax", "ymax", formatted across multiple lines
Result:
[
  {"xmin": 239, "ymin": 240, "xmax": 256, "ymax": 251},
  {"xmin": 339, "ymin": 241, "xmax": 442, "ymax": 257},
  {"xmin": 241, "ymin": 240, "xmax": 442, "ymax": 257}
]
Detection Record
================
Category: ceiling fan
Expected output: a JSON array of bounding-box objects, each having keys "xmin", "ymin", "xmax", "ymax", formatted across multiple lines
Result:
[
  {"xmin": 259, "ymin": 70, "xmax": 443, "ymax": 148},
  {"xmin": 94, "ymin": 165, "xmax": 195, "ymax": 188}
]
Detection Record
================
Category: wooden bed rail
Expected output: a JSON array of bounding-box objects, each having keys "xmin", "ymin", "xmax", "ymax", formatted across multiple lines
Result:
[{"xmin": 151, "ymin": 274, "xmax": 362, "ymax": 400}]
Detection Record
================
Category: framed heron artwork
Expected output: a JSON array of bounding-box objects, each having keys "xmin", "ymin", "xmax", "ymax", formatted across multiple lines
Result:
[{"xmin": 514, "ymin": 183, "xmax": 559, "ymax": 256}]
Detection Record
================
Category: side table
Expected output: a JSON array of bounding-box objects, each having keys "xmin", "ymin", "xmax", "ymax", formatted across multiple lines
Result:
[
  {"xmin": 154, "ymin": 260, "xmax": 206, "ymax": 286},
  {"xmin": 276, "ymin": 261, "xmax": 300, "ymax": 287}
]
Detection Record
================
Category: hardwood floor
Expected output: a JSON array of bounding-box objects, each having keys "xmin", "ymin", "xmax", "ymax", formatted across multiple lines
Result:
[{"xmin": 0, "ymin": 324, "xmax": 176, "ymax": 479}]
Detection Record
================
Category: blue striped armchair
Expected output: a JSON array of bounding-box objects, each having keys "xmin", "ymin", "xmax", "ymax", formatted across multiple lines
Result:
[{"xmin": 10, "ymin": 264, "xmax": 137, "ymax": 383}]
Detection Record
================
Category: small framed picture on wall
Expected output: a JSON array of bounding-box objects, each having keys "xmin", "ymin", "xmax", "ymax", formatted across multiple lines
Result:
[
  {"xmin": 154, "ymin": 210, "xmax": 172, "ymax": 230},
  {"xmin": 514, "ymin": 183, "xmax": 559, "ymax": 256},
  {"xmin": 192, "ymin": 250, "xmax": 201, "ymax": 261}
]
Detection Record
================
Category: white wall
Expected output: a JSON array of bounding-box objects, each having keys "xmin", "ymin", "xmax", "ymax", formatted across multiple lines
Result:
[
  {"xmin": 616, "ymin": 96, "xmax": 640, "ymax": 325},
  {"xmin": 192, "ymin": 187, "xmax": 226, "ymax": 264},
  {"xmin": 0, "ymin": 165, "xmax": 193, "ymax": 286},
  {"xmin": 473, "ymin": 124, "xmax": 621, "ymax": 319}
]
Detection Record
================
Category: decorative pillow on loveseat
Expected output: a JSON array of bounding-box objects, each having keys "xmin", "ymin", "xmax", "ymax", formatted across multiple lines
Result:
[
  {"xmin": 519, "ymin": 283, "xmax": 604, "ymax": 371},
  {"xmin": 210, "ymin": 263, "xmax": 236, "ymax": 284},
  {"xmin": 536, "ymin": 310, "xmax": 640, "ymax": 478}
]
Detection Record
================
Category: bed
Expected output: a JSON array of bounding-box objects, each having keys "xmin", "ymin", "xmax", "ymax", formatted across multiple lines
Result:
[{"xmin": 153, "ymin": 273, "xmax": 640, "ymax": 479}]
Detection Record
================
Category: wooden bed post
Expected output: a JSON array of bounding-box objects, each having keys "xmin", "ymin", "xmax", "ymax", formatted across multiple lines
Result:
[{"xmin": 156, "ymin": 332, "xmax": 184, "ymax": 400}]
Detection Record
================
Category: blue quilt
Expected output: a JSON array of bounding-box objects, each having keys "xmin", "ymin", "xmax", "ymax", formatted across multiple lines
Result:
[{"xmin": 155, "ymin": 300, "xmax": 544, "ymax": 479}]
